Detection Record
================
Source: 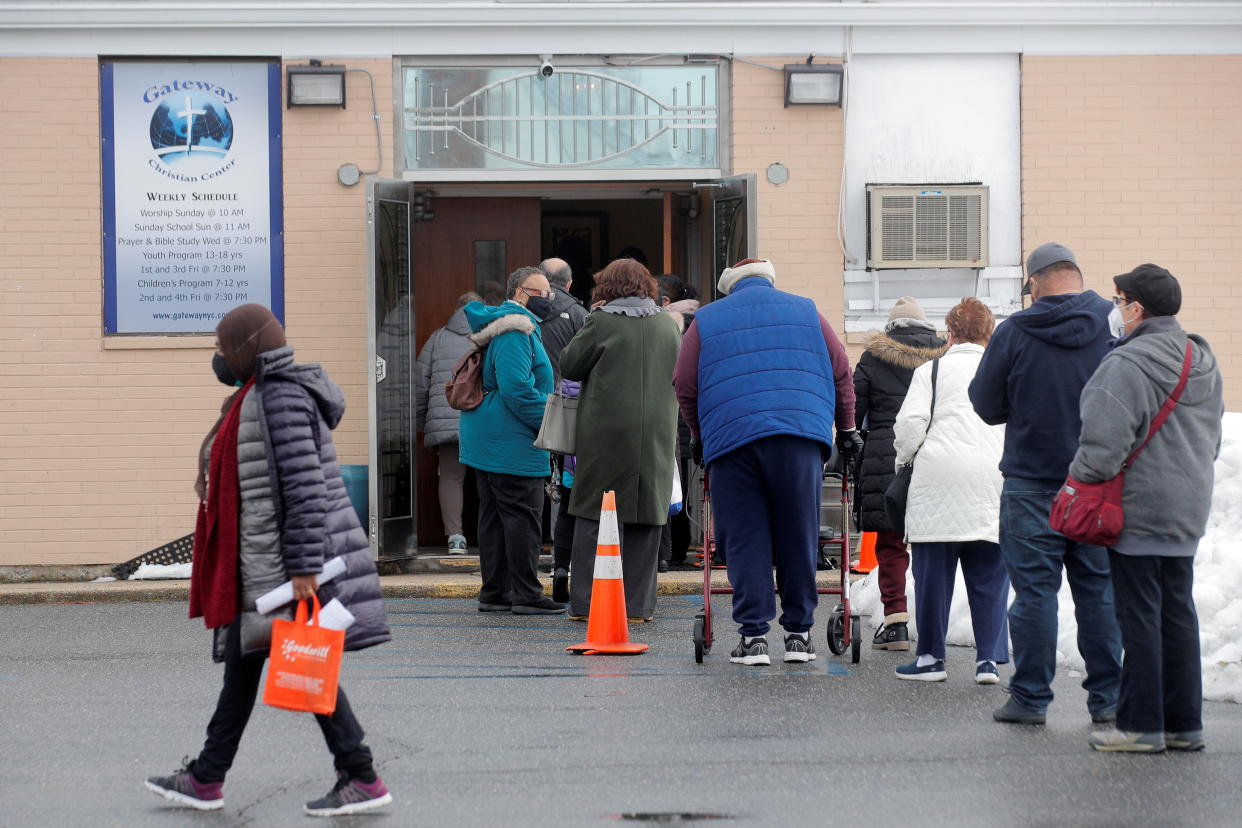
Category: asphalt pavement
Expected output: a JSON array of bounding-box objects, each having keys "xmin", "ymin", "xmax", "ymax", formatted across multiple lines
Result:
[{"xmin": 3, "ymin": 596, "xmax": 1241, "ymax": 827}]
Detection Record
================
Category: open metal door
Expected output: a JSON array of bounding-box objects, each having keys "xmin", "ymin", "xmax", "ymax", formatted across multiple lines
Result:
[
  {"xmin": 711, "ymin": 173, "xmax": 758, "ymax": 299},
  {"xmin": 366, "ymin": 178, "xmax": 415, "ymax": 557}
]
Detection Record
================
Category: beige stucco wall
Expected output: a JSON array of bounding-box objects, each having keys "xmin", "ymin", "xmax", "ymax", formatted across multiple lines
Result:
[
  {"xmin": 731, "ymin": 58, "xmax": 846, "ymax": 328},
  {"xmin": 1022, "ymin": 55, "xmax": 1242, "ymax": 408},
  {"xmin": 0, "ymin": 58, "xmax": 388, "ymax": 567}
]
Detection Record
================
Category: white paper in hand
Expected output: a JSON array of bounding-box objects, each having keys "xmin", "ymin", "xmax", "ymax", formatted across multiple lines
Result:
[
  {"xmin": 316, "ymin": 598, "xmax": 356, "ymax": 631},
  {"xmin": 255, "ymin": 555, "xmax": 348, "ymax": 615}
]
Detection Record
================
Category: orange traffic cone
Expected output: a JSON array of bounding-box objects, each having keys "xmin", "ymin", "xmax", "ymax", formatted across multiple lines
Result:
[
  {"xmin": 852, "ymin": 532, "xmax": 878, "ymax": 574},
  {"xmin": 566, "ymin": 491, "xmax": 648, "ymax": 655}
]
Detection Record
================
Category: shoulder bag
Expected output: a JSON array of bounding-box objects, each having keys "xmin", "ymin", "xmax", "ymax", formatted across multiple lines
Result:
[
  {"xmin": 1049, "ymin": 340, "xmax": 1193, "ymax": 547},
  {"xmin": 533, "ymin": 391, "xmax": 578, "ymax": 455},
  {"xmin": 883, "ymin": 358, "xmax": 939, "ymax": 528}
]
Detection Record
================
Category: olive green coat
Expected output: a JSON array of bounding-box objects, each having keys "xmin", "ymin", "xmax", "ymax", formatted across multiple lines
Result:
[{"xmin": 560, "ymin": 310, "xmax": 681, "ymax": 526}]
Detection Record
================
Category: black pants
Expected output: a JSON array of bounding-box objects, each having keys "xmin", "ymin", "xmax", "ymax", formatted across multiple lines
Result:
[
  {"xmin": 661, "ymin": 457, "xmax": 692, "ymax": 565},
  {"xmin": 1109, "ymin": 551, "xmax": 1202, "ymax": 734},
  {"xmin": 553, "ymin": 483, "xmax": 575, "ymax": 572},
  {"xmin": 194, "ymin": 621, "xmax": 374, "ymax": 784},
  {"xmin": 476, "ymin": 469, "xmax": 545, "ymax": 606}
]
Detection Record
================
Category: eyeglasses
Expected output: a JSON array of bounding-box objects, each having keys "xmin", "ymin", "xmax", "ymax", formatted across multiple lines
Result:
[
  {"xmin": 1111, "ymin": 295, "xmax": 1131, "ymax": 307},
  {"xmin": 520, "ymin": 286, "xmax": 554, "ymax": 300}
]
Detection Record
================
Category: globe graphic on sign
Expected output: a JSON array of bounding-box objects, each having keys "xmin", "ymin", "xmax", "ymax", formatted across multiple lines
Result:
[{"xmin": 149, "ymin": 92, "xmax": 233, "ymax": 174}]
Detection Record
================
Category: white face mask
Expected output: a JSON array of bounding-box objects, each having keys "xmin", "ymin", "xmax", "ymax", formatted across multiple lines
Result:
[{"xmin": 1108, "ymin": 306, "xmax": 1128, "ymax": 339}]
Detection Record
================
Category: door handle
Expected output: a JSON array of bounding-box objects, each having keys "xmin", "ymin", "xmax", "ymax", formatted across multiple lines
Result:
[{"xmin": 375, "ymin": 355, "xmax": 387, "ymax": 383}]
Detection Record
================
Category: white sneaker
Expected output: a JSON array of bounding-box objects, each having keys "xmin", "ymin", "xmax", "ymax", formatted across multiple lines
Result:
[
  {"xmin": 783, "ymin": 633, "xmax": 817, "ymax": 663},
  {"xmin": 447, "ymin": 534, "xmax": 468, "ymax": 554}
]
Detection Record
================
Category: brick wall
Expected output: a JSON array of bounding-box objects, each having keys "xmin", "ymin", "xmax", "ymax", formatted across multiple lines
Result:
[
  {"xmin": 1022, "ymin": 55, "xmax": 1242, "ymax": 408},
  {"xmin": 0, "ymin": 58, "xmax": 390, "ymax": 566},
  {"xmin": 731, "ymin": 58, "xmax": 846, "ymax": 327}
]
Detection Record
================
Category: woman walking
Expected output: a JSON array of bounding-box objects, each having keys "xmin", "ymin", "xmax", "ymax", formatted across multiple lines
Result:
[
  {"xmin": 416, "ymin": 292, "xmax": 482, "ymax": 554},
  {"xmin": 854, "ymin": 297, "xmax": 948, "ymax": 650},
  {"xmin": 892, "ymin": 298, "xmax": 1009, "ymax": 684},
  {"xmin": 145, "ymin": 304, "xmax": 392, "ymax": 817},
  {"xmin": 561, "ymin": 258, "xmax": 682, "ymax": 622},
  {"xmin": 1072, "ymin": 265, "xmax": 1223, "ymax": 752}
]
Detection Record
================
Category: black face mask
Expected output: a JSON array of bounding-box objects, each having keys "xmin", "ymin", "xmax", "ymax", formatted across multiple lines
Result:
[
  {"xmin": 212, "ymin": 352, "xmax": 239, "ymax": 387},
  {"xmin": 525, "ymin": 296, "xmax": 553, "ymax": 318}
]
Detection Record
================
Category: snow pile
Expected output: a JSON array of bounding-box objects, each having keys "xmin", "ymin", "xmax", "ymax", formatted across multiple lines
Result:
[
  {"xmin": 851, "ymin": 412, "xmax": 1242, "ymax": 703},
  {"xmin": 128, "ymin": 562, "xmax": 192, "ymax": 580}
]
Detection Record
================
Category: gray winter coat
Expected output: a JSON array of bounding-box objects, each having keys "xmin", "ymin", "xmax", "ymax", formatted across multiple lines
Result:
[
  {"xmin": 227, "ymin": 347, "xmax": 391, "ymax": 658},
  {"xmin": 535, "ymin": 285, "xmax": 588, "ymax": 378},
  {"xmin": 416, "ymin": 308, "xmax": 473, "ymax": 447},
  {"xmin": 1068, "ymin": 317, "xmax": 1224, "ymax": 557}
]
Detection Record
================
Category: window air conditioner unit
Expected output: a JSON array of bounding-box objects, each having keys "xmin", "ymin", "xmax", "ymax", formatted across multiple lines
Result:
[{"xmin": 866, "ymin": 184, "xmax": 988, "ymax": 269}]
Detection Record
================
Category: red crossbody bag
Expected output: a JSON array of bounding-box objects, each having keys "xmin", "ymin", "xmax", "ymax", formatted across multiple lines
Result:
[{"xmin": 1049, "ymin": 340, "xmax": 1193, "ymax": 547}]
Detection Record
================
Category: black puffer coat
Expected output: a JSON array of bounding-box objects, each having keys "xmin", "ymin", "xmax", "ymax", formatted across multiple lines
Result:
[
  {"xmin": 535, "ymin": 285, "xmax": 588, "ymax": 378},
  {"xmin": 853, "ymin": 324, "xmax": 948, "ymax": 531},
  {"xmin": 249, "ymin": 347, "xmax": 390, "ymax": 654}
]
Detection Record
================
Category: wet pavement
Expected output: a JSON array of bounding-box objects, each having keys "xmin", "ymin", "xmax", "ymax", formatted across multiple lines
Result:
[{"xmin": 3, "ymin": 596, "xmax": 1241, "ymax": 826}]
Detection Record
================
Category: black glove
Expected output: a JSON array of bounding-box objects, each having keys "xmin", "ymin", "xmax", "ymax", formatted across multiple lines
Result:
[
  {"xmin": 837, "ymin": 429, "xmax": 864, "ymax": 473},
  {"xmin": 690, "ymin": 439, "xmax": 704, "ymax": 467}
]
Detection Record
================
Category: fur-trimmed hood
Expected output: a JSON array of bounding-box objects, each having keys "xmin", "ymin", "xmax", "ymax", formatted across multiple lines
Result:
[
  {"xmin": 863, "ymin": 328, "xmax": 949, "ymax": 370},
  {"xmin": 463, "ymin": 301, "xmax": 539, "ymax": 345}
]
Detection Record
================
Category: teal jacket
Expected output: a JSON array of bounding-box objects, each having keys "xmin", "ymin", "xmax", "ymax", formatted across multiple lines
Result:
[{"xmin": 458, "ymin": 302, "xmax": 555, "ymax": 477}]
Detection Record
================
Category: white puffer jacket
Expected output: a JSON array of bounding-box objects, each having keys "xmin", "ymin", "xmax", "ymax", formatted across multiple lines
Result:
[{"xmin": 893, "ymin": 343, "xmax": 1004, "ymax": 543}]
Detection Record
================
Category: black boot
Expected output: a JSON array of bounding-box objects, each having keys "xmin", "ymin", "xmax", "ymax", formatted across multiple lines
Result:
[
  {"xmin": 871, "ymin": 622, "xmax": 910, "ymax": 651},
  {"xmin": 552, "ymin": 568, "xmax": 570, "ymax": 604}
]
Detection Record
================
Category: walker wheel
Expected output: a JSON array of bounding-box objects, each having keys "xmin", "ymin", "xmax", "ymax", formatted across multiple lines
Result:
[
  {"xmin": 827, "ymin": 605, "xmax": 845, "ymax": 655},
  {"xmin": 693, "ymin": 614, "xmax": 705, "ymax": 663},
  {"xmin": 851, "ymin": 616, "xmax": 862, "ymax": 664}
]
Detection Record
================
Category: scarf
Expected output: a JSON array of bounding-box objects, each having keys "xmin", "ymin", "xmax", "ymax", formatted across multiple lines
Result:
[
  {"xmin": 189, "ymin": 378, "xmax": 254, "ymax": 629},
  {"xmin": 599, "ymin": 296, "xmax": 662, "ymax": 318}
]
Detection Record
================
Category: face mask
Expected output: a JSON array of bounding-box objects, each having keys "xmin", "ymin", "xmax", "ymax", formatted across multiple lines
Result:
[
  {"xmin": 525, "ymin": 296, "xmax": 553, "ymax": 317},
  {"xmin": 212, "ymin": 352, "xmax": 240, "ymax": 387},
  {"xmin": 1107, "ymin": 306, "xmax": 1128, "ymax": 339}
]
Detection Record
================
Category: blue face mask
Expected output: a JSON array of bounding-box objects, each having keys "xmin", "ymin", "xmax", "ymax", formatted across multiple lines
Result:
[{"xmin": 212, "ymin": 353, "xmax": 240, "ymax": 387}]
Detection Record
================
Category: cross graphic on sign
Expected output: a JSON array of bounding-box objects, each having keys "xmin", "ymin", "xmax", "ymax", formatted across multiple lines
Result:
[{"xmin": 177, "ymin": 94, "xmax": 207, "ymax": 155}]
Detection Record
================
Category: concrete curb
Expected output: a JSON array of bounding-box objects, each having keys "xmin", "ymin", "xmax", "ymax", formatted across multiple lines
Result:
[{"xmin": 0, "ymin": 571, "xmax": 851, "ymax": 606}]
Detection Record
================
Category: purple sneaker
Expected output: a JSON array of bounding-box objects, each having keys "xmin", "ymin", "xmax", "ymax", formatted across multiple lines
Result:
[
  {"xmin": 304, "ymin": 772, "xmax": 393, "ymax": 817},
  {"xmin": 144, "ymin": 758, "xmax": 224, "ymax": 811}
]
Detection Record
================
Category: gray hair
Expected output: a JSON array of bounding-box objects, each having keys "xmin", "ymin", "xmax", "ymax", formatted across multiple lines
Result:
[
  {"xmin": 539, "ymin": 258, "xmax": 572, "ymax": 288},
  {"xmin": 506, "ymin": 266, "xmax": 544, "ymax": 299},
  {"xmin": 456, "ymin": 291, "xmax": 482, "ymax": 309}
]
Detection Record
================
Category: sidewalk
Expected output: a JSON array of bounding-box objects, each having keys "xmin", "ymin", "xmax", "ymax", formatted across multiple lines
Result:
[{"xmin": 0, "ymin": 568, "xmax": 851, "ymax": 606}]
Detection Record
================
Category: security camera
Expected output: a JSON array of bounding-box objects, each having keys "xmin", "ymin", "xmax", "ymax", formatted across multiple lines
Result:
[{"xmin": 539, "ymin": 55, "xmax": 554, "ymax": 78}]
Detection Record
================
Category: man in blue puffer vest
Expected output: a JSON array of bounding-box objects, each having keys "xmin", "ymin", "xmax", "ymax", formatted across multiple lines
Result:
[{"xmin": 674, "ymin": 259, "xmax": 860, "ymax": 666}]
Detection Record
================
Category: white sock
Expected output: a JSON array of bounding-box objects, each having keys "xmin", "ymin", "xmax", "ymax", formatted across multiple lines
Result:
[
  {"xmin": 916, "ymin": 653, "xmax": 939, "ymax": 668},
  {"xmin": 785, "ymin": 631, "xmax": 809, "ymax": 641},
  {"xmin": 976, "ymin": 659, "xmax": 996, "ymax": 667},
  {"xmin": 744, "ymin": 635, "xmax": 763, "ymax": 645}
]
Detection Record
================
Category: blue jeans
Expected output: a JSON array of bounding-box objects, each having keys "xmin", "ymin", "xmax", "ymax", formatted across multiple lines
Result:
[{"xmin": 999, "ymin": 478, "xmax": 1122, "ymax": 714}]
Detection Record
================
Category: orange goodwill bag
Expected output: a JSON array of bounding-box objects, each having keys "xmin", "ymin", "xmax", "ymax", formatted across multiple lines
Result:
[{"xmin": 263, "ymin": 595, "xmax": 345, "ymax": 715}]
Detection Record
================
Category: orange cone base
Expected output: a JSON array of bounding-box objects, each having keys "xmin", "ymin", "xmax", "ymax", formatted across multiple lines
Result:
[{"xmin": 566, "ymin": 641, "xmax": 649, "ymax": 655}]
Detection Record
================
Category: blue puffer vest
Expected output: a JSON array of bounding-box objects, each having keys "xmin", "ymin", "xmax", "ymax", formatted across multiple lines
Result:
[{"xmin": 694, "ymin": 277, "xmax": 836, "ymax": 464}]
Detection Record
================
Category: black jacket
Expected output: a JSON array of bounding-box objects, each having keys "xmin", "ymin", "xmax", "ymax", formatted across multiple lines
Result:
[
  {"xmin": 969, "ymin": 291, "xmax": 1111, "ymax": 482},
  {"xmin": 853, "ymin": 324, "xmax": 948, "ymax": 531},
  {"xmin": 536, "ymin": 286, "xmax": 588, "ymax": 377}
]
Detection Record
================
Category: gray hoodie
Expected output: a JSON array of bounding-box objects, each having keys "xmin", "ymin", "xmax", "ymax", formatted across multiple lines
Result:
[{"xmin": 1069, "ymin": 317, "xmax": 1224, "ymax": 556}]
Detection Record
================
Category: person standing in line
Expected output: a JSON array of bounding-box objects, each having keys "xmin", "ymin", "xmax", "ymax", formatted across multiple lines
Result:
[
  {"xmin": 674, "ymin": 259, "xmax": 860, "ymax": 666},
  {"xmin": 535, "ymin": 257, "xmax": 589, "ymax": 378},
  {"xmin": 853, "ymin": 297, "xmax": 948, "ymax": 651},
  {"xmin": 892, "ymin": 298, "xmax": 1010, "ymax": 684},
  {"xmin": 969, "ymin": 243, "xmax": 1122, "ymax": 725},
  {"xmin": 657, "ymin": 273, "xmax": 698, "ymax": 571},
  {"xmin": 536, "ymin": 257, "xmax": 590, "ymax": 600},
  {"xmin": 415, "ymin": 292, "xmax": 481, "ymax": 554},
  {"xmin": 560, "ymin": 258, "xmax": 682, "ymax": 623},
  {"xmin": 146, "ymin": 304, "xmax": 392, "ymax": 818},
  {"xmin": 1070, "ymin": 266, "xmax": 1222, "ymax": 753},
  {"xmin": 459, "ymin": 267, "xmax": 563, "ymax": 615}
]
